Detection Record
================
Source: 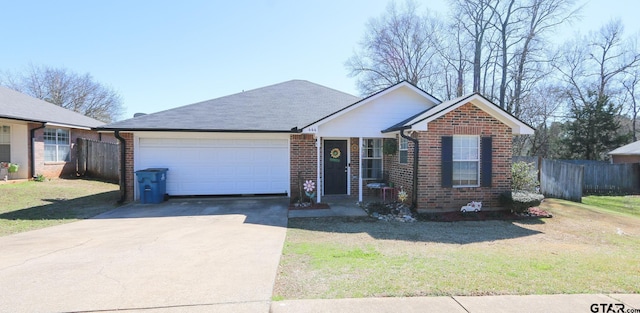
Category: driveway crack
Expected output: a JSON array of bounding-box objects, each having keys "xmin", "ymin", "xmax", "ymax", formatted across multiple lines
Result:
[
  {"xmin": 451, "ymin": 296, "xmax": 471, "ymax": 313},
  {"xmin": 0, "ymin": 239, "xmax": 93, "ymax": 271}
]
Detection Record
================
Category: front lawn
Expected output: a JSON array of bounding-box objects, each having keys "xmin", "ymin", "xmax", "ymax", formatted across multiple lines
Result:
[
  {"xmin": 582, "ymin": 195, "xmax": 640, "ymax": 218},
  {"xmin": 0, "ymin": 179, "xmax": 120, "ymax": 236},
  {"xmin": 273, "ymin": 198, "xmax": 640, "ymax": 299}
]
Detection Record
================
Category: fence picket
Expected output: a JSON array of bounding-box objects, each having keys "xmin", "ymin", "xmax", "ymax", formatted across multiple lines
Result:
[{"xmin": 76, "ymin": 138, "xmax": 119, "ymax": 182}]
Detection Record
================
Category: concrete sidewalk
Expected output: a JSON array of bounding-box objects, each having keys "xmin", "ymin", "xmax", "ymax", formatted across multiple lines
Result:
[
  {"xmin": 288, "ymin": 195, "xmax": 368, "ymax": 218},
  {"xmin": 271, "ymin": 294, "xmax": 640, "ymax": 313}
]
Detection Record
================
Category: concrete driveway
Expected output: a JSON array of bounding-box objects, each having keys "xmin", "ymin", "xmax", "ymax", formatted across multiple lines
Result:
[{"xmin": 0, "ymin": 197, "xmax": 288, "ymax": 313}]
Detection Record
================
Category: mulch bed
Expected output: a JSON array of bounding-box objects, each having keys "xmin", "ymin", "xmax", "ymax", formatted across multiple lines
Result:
[
  {"xmin": 417, "ymin": 207, "xmax": 552, "ymax": 222},
  {"xmin": 288, "ymin": 202, "xmax": 331, "ymax": 210}
]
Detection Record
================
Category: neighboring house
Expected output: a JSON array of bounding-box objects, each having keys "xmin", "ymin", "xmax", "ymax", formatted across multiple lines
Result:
[
  {"xmin": 97, "ymin": 80, "xmax": 534, "ymax": 210},
  {"xmin": 609, "ymin": 140, "xmax": 640, "ymax": 164},
  {"xmin": 0, "ymin": 86, "xmax": 115, "ymax": 179}
]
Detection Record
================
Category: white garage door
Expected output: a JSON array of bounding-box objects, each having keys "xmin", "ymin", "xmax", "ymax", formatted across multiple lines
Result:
[{"xmin": 137, "ymin": 137, "xmax": 289, "ymax": 196}]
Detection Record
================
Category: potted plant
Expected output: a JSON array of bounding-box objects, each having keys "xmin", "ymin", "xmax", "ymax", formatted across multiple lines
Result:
[{"xmin": 8, "ymin": 163, "xmax": 19, "ymax": 173}]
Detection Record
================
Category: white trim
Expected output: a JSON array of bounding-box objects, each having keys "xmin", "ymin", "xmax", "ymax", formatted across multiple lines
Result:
[
  {"xmin": 358, "ymin": 137, "xmax": 363, "ymax": 202},
  {"xmin": 303, "ymin": 82, "xmax": 440, "ymax": 132},
  {"xmin": 361, "ymin": 138, "xmax": 384, "ymax": 181},
  {"xmin": 133, "ymin": 134, "xmax": 140, "ymax": 200},
  {"xmin": 347, "ymin": 139, "xmax": 351, "ymax": 196},
  {"xmin": 45, "ymin": 122, "xmax": 92, "ymax": 130},
  {"xmin": 399, "ymin": 136, "xmax": 408, "ymax": 164},
  {"xmin": 287, "ymin": 136, "xmax": 291, "ymax": 197},
  {"xmin": 452, "ymin": 135, "xmax": 480, "ymax": 188},
  {"xmin": 316, "ymin": 136, "xmax": 321, "ymax": 203},
  {"xmin": 410, "ymin": 94, "xmax": 535, "ymax": 135}
]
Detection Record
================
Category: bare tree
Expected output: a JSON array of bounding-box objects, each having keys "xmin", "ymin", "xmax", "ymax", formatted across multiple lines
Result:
[
  {"xmin": 622, "ymin": 68, "xmax": 640, "ymax": 141},
  {"xmin": 1, "ymin": 64, "xmax": 123, "ymax": 123},
  {"xmin": 507, "ymin": 0, "xmax": 578, "ymax": 116},
  {"xmin": 345, "ymin": 0, "xmax": 443, "ymax": 95},
  {"xmin": 451, "ymin": 0, "xmax": 497, "ymax": 93},
  {"xmin": 553, "ymin": 20, "xmax": 640, "ymax": 110},
  {"xmin": 549, "ymin": 20, "xmax": 639, "ymax": 159},
  {"xmin": 488, "ymin": 0, "xmax": 523, "ymax": 108},
  {"xmin": 437, "ymin": 18, "xmax": 472, "ymax": 98}
]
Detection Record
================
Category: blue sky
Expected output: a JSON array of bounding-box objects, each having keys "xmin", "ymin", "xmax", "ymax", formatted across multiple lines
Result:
[{"xmin": 1, "ymin": 0, "xmax": 637, "ymax": 120}]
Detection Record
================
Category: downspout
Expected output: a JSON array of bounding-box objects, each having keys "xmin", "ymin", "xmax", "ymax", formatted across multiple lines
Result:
[
  {"xmin": 400, "ymin": 128, "xmax": 419, "ymax": 210},
  {"xmin": 30, "ymin": 123, "xmax": 47, "ymax": 178},
  {"xmin": 114, "ymin": 130, "xmax": 127, "ymax": 204}
]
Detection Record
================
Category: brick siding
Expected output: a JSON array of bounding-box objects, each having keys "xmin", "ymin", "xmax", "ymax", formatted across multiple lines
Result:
[
  {"xmin": 290, "ymin": 134, "xmax": 317, "ymax": 201},
  {"xmin": 121, "ymin": 132, "xmax": 134, "ymax": 202},
  {"xmin": 415, "ymin": 102, "xmax": 512, "ymax": 210},
  {"xmin": 29, "ymin": 123, "xmax": 117, "ymax": 179},
  {"xmin": 349, "ymin": 138, "xmax": 359, "ymax": 196},
  {"xmin": 385, "ymin": 135, "xmax": 415, "ymax": 204}
]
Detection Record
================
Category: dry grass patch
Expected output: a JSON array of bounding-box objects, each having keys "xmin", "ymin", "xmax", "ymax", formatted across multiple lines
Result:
[
  {"xmin": 274, "ymin": 199, "xmax": 640, "ymax": 299},
  {"xmin": 0, "ymin": 179, "xmax": 119, "ymax": 236}
]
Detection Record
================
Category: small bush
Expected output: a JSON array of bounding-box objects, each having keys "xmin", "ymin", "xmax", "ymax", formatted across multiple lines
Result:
[
  {"xmin": 500, "ymin": 191, "xmax": 544, "ymax": 213},
  {"xmin": 511, "ymin": 161, "xmax": 538, "ymax": 191},
  {"xmin": 34, "ymin": 174, "xmax": 46, "ymax": 182}
]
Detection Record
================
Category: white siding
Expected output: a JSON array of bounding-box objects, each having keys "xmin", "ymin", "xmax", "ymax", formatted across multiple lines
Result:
[
  {"xmin": 134, "ymin": 132, "xmax": 290, "ymax": 197},
  {"xmin": 317, "ymin": 85, "xmax": 436, "ymax": 138}
]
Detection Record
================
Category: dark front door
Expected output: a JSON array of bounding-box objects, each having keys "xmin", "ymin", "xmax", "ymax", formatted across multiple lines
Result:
[{"xmin": 324, "ymin": 140, "xmax": 348, "ymax": 195}]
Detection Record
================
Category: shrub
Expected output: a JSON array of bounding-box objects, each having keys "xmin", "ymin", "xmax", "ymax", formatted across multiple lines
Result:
[
  {"xmin": 511, "ymin": 161, "xmax": 538, "ymax": 192},
  {"xmin": 500, "ymin": 191, "xmax": 545, "ymax": 213},
  {"xmin": 34, "ymin": 174, "xmax": 46, "ymax": 182}
]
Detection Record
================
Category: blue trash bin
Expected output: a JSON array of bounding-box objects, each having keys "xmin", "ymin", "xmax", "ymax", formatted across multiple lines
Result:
[{"xmin": 135, "ymin": 168, "xmax": 169, "ymax": 204}]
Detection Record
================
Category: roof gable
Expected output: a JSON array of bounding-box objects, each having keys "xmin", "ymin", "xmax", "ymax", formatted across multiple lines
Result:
[
  {"xmin": 0, "ymin": 86, "xmax": 105, "ymax": 128},
  {"xmin": 302, "ymin": 81, "xmax": 441, "ymax": 132},
  {"xmin": 99, "ymin": 80, "xmax": 360, "ymax": 132},
  {"xmin": 384, "ymin": 93, "xmax": 535, "ymax": 135},
  {"xmin": 609, "ymin": 140, "xmax": 640, "ymax": 155}
]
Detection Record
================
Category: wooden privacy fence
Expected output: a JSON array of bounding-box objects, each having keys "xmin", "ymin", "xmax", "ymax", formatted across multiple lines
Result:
[
  {"xmin": 513, "ymin": 157, "xmax": 640, "ymax": 202},
  {"xmin": 77, "ymin": 138, "xmax": 119, "ymax": 182},
  {"xmin": 583, "ymin": 163, "xmax": 640, "ymax": 195},
  {"xmin": 539, "ymin": 159, "xmax": 584, "ymax": 202}
]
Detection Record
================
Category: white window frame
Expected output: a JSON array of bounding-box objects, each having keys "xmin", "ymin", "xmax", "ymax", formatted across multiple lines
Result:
[
  {"xmin": 44, "ymin": 128, "xmax": 71, "ymax": 163},
  {"xmin": 453, "ymin": 135, "xmax": 480, "ymax": 187},
  {"xmin": 399, "ymin": 137, "xmax": 408, "ymax": 164},
  {"xmin": 362, "ymin": 138, "xmax": 383, "ymax": 180},
  {"xmin": 0, "ymin": 125, "xmax": 10, "ymax": 162}
]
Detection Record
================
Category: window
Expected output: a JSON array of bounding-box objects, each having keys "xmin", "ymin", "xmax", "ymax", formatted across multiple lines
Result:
[
  {"xmin": 0, "ymin": 125, "xmax": 9, "ymax": 162},
  {"xmin": 452, "ymin": 136, "xmax": 479, "ymax": 186},
  {"xmin": 44, "ymin": 128, "xmax": 70, "ymax": 162},
  {"xmin": 399, "ymin": 137, "xmax": 408, "ymax": 164},
  {"xmin": 362, "ymin": 138, "xmax": 382, "ymax": 180}
]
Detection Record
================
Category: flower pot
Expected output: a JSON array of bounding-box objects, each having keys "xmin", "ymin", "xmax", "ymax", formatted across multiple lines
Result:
[{"xmin": 8, "ymin": 164, "xmax": 18, "ymax": 173}]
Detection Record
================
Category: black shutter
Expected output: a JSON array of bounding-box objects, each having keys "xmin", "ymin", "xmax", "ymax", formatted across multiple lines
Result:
[
  {"xmin": 481, "ymin": 137, "xmax": 492, "ymax": 187},
  {"xmin": 441, "ymin": 136, "xmax": 453, "ymax": 188}
]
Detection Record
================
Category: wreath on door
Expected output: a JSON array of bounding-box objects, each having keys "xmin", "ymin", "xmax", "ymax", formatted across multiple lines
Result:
[{"xmin": 330, "ymin": 148, "xmax": 341, "ymax": 158}]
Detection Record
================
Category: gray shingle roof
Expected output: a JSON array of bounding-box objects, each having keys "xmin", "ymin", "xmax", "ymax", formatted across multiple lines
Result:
[
  {"xmin": 609, "ymin": 140, "xmax": 640, "ymax": 155},
  {"xmin": 0, "ymin": 86, "xmax": 105, "ymax": 128},
  {"xmin": 98, "ymin": 80, "xmax": 361, "ymax": 132}
]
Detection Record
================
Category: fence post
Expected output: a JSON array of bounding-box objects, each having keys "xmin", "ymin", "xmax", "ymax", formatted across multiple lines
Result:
[{"xmin": 76, "ymin": 138, "xmax": 87, "ymax": 177}]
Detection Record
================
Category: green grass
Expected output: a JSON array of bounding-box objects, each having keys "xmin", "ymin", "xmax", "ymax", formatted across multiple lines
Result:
[
  {"xmin": 0, "ymin": 179, "xmax": 120, "ymax": 236},
  {"xmin": 582, "ymin": 195, "xmax": 640, "ymax": 218},
  {"xmin": 273, "ymin": 199, "xmax": 640, "ymax": 299}
]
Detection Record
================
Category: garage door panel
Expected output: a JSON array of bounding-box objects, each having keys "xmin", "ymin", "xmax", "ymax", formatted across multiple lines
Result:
[{"xmin": 138, "ymin": 137, "xmax": 288, "ymax": 196}]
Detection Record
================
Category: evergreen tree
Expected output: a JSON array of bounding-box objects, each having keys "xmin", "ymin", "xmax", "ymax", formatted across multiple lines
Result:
[{"xmin": 561, "ymin": 92, "xmax": 630, "ymax": 160}]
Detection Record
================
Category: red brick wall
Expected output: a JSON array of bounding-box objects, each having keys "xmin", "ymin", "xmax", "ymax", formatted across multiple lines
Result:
[
  {"xmin": 121, "ymin": 132, "xmax": 134, "ymax": 202},
  {"xmin": 416, "ymin": 102, "xmax": 513, "ymax": 211},
  {"xmin": 290, "ymin": 134, "xmax": 317, "ymax": 201},
  {"xmin": 349, "ymin": 137, "xmax": 359, "ymax": 196},
  {"xmin": 385, "ymin": 135, "xmax": 415, "ymax": 204},
  {"xmin": 29, "ymin": 124, "xmax": 117, "ymax": 179},
  {"xmin": 612, "ymin": 155, "xmax": 640, "ymax": 164}
]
